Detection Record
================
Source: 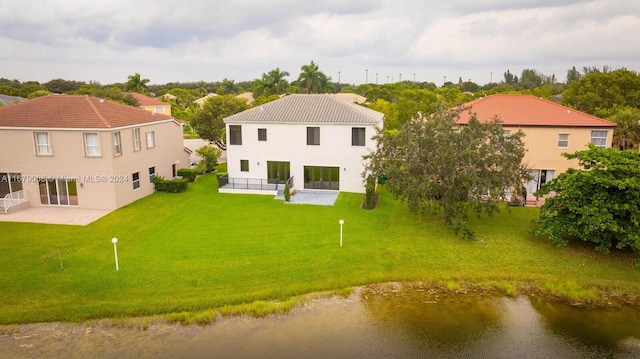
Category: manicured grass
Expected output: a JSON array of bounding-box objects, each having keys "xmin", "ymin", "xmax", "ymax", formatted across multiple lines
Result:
[{"xmin": 0, "ymin": 173, "xmax": 638, "ymax": 324}]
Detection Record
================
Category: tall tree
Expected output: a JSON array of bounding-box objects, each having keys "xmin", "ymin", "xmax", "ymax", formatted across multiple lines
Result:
[
  {"xmin": 298, "ymin": 61, "xmax": 332, "ymax": 94},
  {"xmin": 252, "ymin": 67, "xmax": 290, "ymax": 98},
  {"xmin": 363, "ymin": 106, "xmax": 529, "ymax": 238},
  {"xmin": 190, "ymin": 95, "xmax": 249, "ymax": 149},
  {"xmin": 216, "ymin": 78, "xmax": 240, "ymax": 95},
  {"xmin": 565, "ymin": 66, "xmax": 582, "ymax": 84},
  {"xmin": 562, "ymin": 69, "xmax": 640, "ymax": 118},
  {"xmin": 533, "ymin": 145, "xmax": 640, "ymax": 254},
  {"xmin": 124, "ymin": 73, "xmax": 150, "ymax": 93},
  {"xmin": 608, "ymin": 106, "xmax": 640, "ymax": 150}
]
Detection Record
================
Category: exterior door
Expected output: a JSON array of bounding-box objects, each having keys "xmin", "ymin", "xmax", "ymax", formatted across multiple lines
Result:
[
  {"xmin": 267, "ymin": 161, "xmax": 290, "ymax": 184},
  {"xmin": 304, "ymin": 166, "xmax": 340, "ymax": 190}
]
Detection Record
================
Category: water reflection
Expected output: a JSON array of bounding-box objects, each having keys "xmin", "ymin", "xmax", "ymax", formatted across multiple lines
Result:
[{"xmin": 1, "ymin": 286, "xmax": 640, "ymax": 358}]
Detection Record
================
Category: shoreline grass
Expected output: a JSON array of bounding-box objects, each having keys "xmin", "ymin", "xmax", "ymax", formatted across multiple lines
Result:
[{"xmin": 1, "ymin": 172, "xmax": 638, "ymax": 325}]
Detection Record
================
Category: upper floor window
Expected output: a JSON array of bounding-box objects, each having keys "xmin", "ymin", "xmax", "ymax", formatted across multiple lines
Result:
[
  {"xmin": 229, "ymin": 125, "xmax": 242, "ymax": 145},
  {"xmin": 557, "ymin": 133, "xmax": 569, "ymax": 148},
  {"xmin": 83, "ymin": 133, "xmax": 101, "ymax": 156},
  {"xmin": 352, "ymin": 127, "xmax": 365, "ymax": 146},
  {"xmin": 113, "ymin": 132, "xmax": 122, "ymax": 156},
  {"xmin": 590, "ymin": 130, "xmax": 607, "ymax": 148},
  {"xmin": 133, "ymin": 128, "xmax": 141, "ymax": 151},
  {"xmin": 258, "ymin": 128, "xmax": 267, "ymax": 141},
  {"xmin": 34, "ymin": 132, "xmax": 51, "ymax": 155},
  {"xmin": 503, "ymin": 130, "xmax": 511, "ymax": 136},
  {"xmin": 307, "ymin": 127, "xmax": 320, "ymax": 145},
  {"xmin": 154, "ymin": 106, "xmax": 164, "ymax": 114},
  {"xmin": 146, "ymin": 131, "xmax": 155, "ymax": 148}
]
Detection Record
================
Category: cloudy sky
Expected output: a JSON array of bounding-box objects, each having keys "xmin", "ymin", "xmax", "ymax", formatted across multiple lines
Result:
[{"xmin": 1, "ymin": 0, "xmax": 638, "ymax": 86}]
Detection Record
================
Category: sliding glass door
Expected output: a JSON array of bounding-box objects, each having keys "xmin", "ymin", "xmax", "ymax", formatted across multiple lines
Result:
[{"xmin": 39, "ymin": 179, "xmax": 78, "ymax": 206}]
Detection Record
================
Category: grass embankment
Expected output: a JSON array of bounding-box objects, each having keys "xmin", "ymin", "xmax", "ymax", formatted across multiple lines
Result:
[{"xmin": 0, "ymin": 172, "xmax": 638, "ymax": 325}]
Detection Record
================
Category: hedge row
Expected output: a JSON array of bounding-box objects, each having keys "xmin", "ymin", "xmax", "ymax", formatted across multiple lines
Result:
[{"xmin": 153, "ymin": 176, "xmax": 189, "ymax": 193}]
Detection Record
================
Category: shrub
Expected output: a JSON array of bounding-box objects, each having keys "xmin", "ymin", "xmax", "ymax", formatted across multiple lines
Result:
[
  {"xmin": 152, "ymin": 176, "xmax": 189, "ymax": 193},
  {"xmin": 284, "ymin": 182, "xmax": 291, "ymax": 202},
  {"xmin": 177, "ymin": 168, "xmax": 198, "ymax": 182},
  {"xmin": 363, "ymin": 175, "xmax": 376, "ymax": 209},
  {"xmin": 195, "ymin": 146, "xmax": 222, "ymax": 173}
]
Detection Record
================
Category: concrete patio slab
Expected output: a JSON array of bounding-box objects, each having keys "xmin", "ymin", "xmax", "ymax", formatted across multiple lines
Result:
[
  {"xmin": 279, "ymin": 190, "xmax": 340, "ymax": 206},
  {"xmin": 0, "ymin": 207, "xmax": 112, "ymax": 226}
]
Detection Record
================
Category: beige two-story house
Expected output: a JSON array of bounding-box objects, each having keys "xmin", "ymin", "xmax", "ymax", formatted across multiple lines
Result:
[
  {"xmin": 0, "ymin": 94, "xmax": 190, "ymax": 212},
  {"xmin": 457, "ymin": 94, "xmax": 616, "ymax": 203}
]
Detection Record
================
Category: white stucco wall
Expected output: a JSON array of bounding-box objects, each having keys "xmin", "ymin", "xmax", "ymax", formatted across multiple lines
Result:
[{"xmin": 226, "ymin": 122, "xmax": 380, "ymax": 193}]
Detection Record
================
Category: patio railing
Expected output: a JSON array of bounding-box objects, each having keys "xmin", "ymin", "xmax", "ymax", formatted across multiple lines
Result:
[
  {"xmin": 218, "ymin": 175, "xmax": 294, "ymax": 191},
  {"xmin": 2, "ymin": 189, "xmax": 27, "ymax": 214}
]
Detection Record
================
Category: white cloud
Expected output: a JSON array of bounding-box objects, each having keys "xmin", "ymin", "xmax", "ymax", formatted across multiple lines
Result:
[{"xmin": 0, "ymin": 0, "xmax": 638, "ymax": 85}]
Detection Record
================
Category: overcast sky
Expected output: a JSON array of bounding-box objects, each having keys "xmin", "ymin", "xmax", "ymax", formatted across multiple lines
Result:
[{"xmin": 1, "ymin": 0, "xmax": 638, "ymax": 87}]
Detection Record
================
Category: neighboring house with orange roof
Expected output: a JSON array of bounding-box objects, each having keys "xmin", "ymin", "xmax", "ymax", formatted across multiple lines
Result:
[
  {"xmin": 0, "ymin": 94, "xmax": 190, "ymax": 213},
  {"xmin": 222, "ymin": 94, "xmax": 384, "ymax": 194},
  {"xmin": 126, "ymin": 92, "xmax": 172, "ymax": 116},
  {"xmin": 457, "ymin": 94, "xmax": 616, "ymax": 203}
]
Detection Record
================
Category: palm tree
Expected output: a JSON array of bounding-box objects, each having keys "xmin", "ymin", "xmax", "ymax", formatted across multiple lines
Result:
[
  {"xmin": 216, "ymin": 78, "xmax": 240, "ymax": 95},
  {"xmin": 252, "ymin": 75, "xmax": 272, "ymax": 98},
  {"xmin": 609, "ymin": 107, "xmax": 640, "ymax": 150},
  {"xmin": 267, "ymin": 67, "xmax": 290, "ymax": 95},
  {"xmin": 124, "ymin": 73, "xmax": 150, "ymax": 93},
  {"xmin": 298, "ymin": 61, "xmax": 325, "ymax": 94}
]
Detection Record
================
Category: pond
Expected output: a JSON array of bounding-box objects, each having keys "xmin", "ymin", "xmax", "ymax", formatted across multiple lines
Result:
[{"xmin": 2, "ymin": 285, "xmax": 640, "ymax": 358}]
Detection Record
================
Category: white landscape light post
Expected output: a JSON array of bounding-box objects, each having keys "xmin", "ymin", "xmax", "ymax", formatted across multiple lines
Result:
[
  {"xmin": 112, "ymin": 237, "xmax": 119, "ymax": 271},
  {"xmin": 339, "ymin": 219, "xmax": 344, "ymax": 247}
]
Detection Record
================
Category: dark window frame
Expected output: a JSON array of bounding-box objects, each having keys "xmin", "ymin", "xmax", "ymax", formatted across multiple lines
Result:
[
  {"xmin": 229, "ymin": 125, "xmax": 242, "ymax": 145},
  {"xmin": 307, "ymin": 127, "xmax": 320, "ymax": 146},
  {"xmin": 352, "ymin": 127, "xmax": 365, "ymax": 146},
  {"xmin": 240, "ymin": 159, "xmax": 249, "ymax": 172},
  {"xmin": 258, "ymin": 128, "xmax": 267, "ymax": 141}
]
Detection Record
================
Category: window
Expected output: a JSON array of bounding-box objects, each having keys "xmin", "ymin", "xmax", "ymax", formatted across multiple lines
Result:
[
  {"xmin": 240, "ymin": 159, "xmax": 249, "ymax": 172},
  {"xmin": 557, "ymin": 133, "xmax": 569, "ymax": 148},
  {"xmin": 503, "ymin": 130, "xmax": 511, "ymax": 136},
  {"xmin": 307, "ymin": 127, "xmax": 320, "ymax": 145},
  {"xmin": 229, "ymin": 125, "xmax": 242, "ymax": 145},
  {"xmin": 133, "ymin": 128, "xmax": 141, "ymax": 151},
  {"xmin": 149, "ymin": 166, "xmax": 156, "ymax": 182},
  {"xmin": 132, "ymin": 172, "xmax": 140, "ymax": 190},
  {"xmin": 352, "ymin": 127, "xmax": 365, "ymax": 146},
  {"xmin": 113, "ymin": 132, "xmax": 122, "ymax": 156},
  {"xmin": 590, "ymin": 130, "xmax": 607, "ymax": 148},
  {"xmin": 34, "ymin": 132, "xmax": 51, "ymax": 155},
  {"xmin": 154, "ymin": 106, "xmax": 164, "ymax": 114},
  {"xmin": 83, "ymin": 133, "xmax": 101, "ymax": 156},
  {"xmin": 146, "ymin": 131, "xmax": 155, "ymax": 148},
  {"xmin": 258, "ymin": 128, "xmax": 267, "ymax": 141}
]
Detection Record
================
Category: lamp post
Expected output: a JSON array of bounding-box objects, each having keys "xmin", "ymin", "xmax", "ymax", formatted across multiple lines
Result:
[
  {"xmin": 339, "ymin": 219, "xmax": 344, "ymax": 247},
  {"xmin": 112, "ymin": 237, "xmax": 119, "ymax": 271}
]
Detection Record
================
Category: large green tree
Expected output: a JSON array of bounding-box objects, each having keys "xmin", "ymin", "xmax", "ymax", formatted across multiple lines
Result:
[
  {"xmin": 252, "ymin": 67, "xmax": 290, "ymax": 97},
  {"xmin": 124, "ymin": 73, "xmax": 150, "ymax": 93},
  {"xmin": 190, "ymin": 95, "xmax": 249, "ymax": 149},
  {"xmin": 533, "ymin": 145, "xmax": 640, "ymax": 254},
  {"xmin": 297, "ymin": 61, "xmax": 332, "ymax": 94},
  {"xmin": 562, "ymin": 69, "xmax": 640, "ymax": 118},
  {"xmin": 608, "ymin": 106, "xmax": 640, "ymax": 150},
  {"xmin": 364, "ymin": 106, "xmax": 529, "ymax": 238}
]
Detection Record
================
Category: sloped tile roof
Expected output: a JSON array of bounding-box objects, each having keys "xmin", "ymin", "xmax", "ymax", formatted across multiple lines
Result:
[
  {"xmin": 0, "ymin": 94, "xmax": 173, "ymax": 129},
  {"xmin": 125, "ymin": 92, "xmax": 170, "ymax": 107},
  {"xmin": 0, "ymin": 94, "xmax": 26, "ymax": 106},
  {"xmin": 457, "ymin": 94, "xmax": 615, "ymax": 128},
  {"xmin": 224, "ymin": 94, "xmax": 384, "ymax": 124}
]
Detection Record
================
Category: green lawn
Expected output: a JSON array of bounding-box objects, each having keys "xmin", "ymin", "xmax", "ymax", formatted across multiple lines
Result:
[{"xmin": 1, "ymin": 173, "xmax": 638, "ymax": 324}]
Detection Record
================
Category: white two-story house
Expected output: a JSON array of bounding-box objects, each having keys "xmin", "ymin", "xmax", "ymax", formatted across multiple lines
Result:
[
  {"xmin": 222, "ymin": 94, "xmax": 384, "ymax": 194},
  {"xmin": 0, "ymin": 94, "xmax": 190, "ymax": 213}
]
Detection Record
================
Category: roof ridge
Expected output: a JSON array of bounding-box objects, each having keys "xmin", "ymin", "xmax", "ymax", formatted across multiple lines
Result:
[{"xmin": 85, "ymin": 95, "xmax": 111, "ymax": 128}]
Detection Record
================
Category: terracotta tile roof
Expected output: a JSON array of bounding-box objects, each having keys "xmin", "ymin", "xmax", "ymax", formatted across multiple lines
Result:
[
  {"xmin": 0, "ymin": 94, "xmax": 173, "ymax": 129},
  {"xmin": 224, "ymin": 94, "xmax": 384, "ymax": 124},
  {"xmin": 457, "ymin": 94, "xmax": 616, "ymax": 128},
  {"xmin": 125, "ymin": 92, "xmax": 170, "ymax": 107}
]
